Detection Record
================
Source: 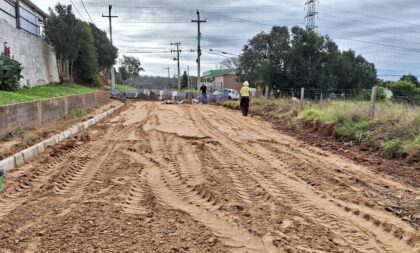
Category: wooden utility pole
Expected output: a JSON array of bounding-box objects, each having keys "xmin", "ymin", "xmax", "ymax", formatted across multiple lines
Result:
[
  {"xmin": 191, "ymin": 10, "xmax": 206, "ymax": 90},
  {"xmin": 171, "ymin": 42, "xmax": 181, "ymax": 90},
  {"xmin": 102, "ymin": 5, "xmax": 118, "ymax": 89}
]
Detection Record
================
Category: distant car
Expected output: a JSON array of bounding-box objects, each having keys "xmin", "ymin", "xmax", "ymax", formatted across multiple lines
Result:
[{"xmin": 213, "ymin": 89, "xmax": 240, "ymax": 100}]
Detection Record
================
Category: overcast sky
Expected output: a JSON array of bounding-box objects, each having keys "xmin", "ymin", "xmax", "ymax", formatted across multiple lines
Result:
[{"xmin": 32, "ymin": 0, "xmax": 420, "ymax": 80}]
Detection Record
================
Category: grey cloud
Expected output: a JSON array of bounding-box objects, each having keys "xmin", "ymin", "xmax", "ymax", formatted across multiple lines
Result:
[{"xmin": 32, "ymin": 0, "xmax": 420, "ymax": 78}]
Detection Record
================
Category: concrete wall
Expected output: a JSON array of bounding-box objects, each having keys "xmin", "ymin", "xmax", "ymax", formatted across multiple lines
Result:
[
  {"xmin": 0, "ymin": 18, "xmax": 59, "ymax": 87},
  {"xmin": 0, "ymin": 91, "xmax": 110, "ymax": 138}
]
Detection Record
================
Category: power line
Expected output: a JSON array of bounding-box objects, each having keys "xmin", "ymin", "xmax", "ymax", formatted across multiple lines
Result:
[
  {"xmin": 80, "ymin": 0, "xmax": 94, "ymax": 23},
  {"xmin": 69, "ymin": 0, "xmax": 86, "ymax": 21}
]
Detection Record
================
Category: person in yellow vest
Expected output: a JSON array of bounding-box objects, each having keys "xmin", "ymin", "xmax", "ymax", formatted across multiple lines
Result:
[{"xmin": 239, "ymin": 81, "xmax": 251, "ymax": 116}]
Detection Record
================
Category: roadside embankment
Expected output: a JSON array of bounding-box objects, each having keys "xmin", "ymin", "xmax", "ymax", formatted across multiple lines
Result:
[
  {"xmin": 0, "ymin": 91, "xmax": 110, "ymax": 139},
  {"xmin": 222, "ymin": 98, "xmax": 420, "ymax": 186}
]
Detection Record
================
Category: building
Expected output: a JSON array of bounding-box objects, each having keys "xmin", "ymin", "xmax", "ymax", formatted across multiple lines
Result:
[
  {"xmin": 1, "ymin": 0, "xmax": 47, "ymax": 36},
  {"xmin": 0, "ymin": 0, "xmax": 59, "ymax": 86},
  {"xmin": 202, "ymin": 68, "xmax": 242, "ymax": 92}
]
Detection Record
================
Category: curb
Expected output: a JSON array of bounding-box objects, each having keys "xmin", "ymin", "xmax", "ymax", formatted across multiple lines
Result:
[{"xmin": 0, "ymin": 104, "xmax": 124, "ymax": 172}]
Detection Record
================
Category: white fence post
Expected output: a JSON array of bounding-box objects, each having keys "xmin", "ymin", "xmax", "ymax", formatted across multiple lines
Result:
[
  {"xmin": 300, "ymin": 87, "xmax": 305, "ymax": 109},
  {"xmin": 369, "ymin": 85, "xmax": 378, "ymax": 119}
]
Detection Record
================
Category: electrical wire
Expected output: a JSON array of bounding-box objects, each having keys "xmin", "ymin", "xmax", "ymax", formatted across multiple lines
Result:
[
  {"xmin": 80, "ymin": 0, "xmax": 94, "ymax": 23},
  {"xmin": 68, "ymin": 0, "xmax": 86, "ymax": 21}
]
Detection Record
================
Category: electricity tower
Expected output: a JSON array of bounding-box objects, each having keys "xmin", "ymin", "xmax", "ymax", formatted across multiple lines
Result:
[
  {"xmin": 171, "ymin": 42, "xmax": 182, "ymax": 90},
  {"xmin": 305, "ymin": 0, "xmax": 319, "ymax": 31}
]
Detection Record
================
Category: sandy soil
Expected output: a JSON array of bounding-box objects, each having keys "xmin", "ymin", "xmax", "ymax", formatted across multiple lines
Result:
[
  {"xmin": 0, "ymin": 101, "xmax": 418, "ymax": 253},
  {"xmin": 0, "ymin": 100, "xmax": 123, "ymax": 160}
]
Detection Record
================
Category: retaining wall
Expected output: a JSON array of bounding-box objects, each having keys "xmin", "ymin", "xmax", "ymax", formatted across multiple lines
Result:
[
  {"xmin": 0, "ymin": 104, "xmax": 124, "ymax": 172},
  {"xmin": 0, "ymin": 91, "xmax": 110, "ymax": 138}
]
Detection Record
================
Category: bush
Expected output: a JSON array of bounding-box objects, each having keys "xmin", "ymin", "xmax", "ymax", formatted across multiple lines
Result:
[
  {"xmin": 0, "ymin": 55, "xmax": 23, "ymax": 91},
  {"xmin": 381, "ymin": 139, "xmax": 404, "ymax": 159},
  {"xmin": 358, "ymin": 87, "xmax": 387, "ymax": 101},
  {"xmin": 92, "ymin": 74, "xmax": 104, "ymax": 87},
  {"xmin": 384, "ymin": 80, "xmax": 420, "ymax": 104}
]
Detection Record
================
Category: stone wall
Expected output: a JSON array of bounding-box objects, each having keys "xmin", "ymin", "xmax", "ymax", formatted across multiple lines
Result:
[
  {"xmin": 0, "ymin": 91, "xmax": 110, "ymax": 138},
  {"xmin": 0, "ymin": 18, "xmax": 59, "ymax": 87}
]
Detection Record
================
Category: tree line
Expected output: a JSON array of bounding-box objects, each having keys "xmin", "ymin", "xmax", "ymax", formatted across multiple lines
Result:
[
  {"xmin": 236, "ymin": 26, "xmax": 378, "ymax": 95},
  {"xmin": 45, "ymin": 4, "xmax": 118, "ymax": 85}
]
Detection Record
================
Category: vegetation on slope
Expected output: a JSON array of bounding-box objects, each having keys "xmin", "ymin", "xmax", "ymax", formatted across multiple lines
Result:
[
  {"xmin": 0, "ymin": 84, "xmax": 98, "ymax": 106},
  {"xmin": 222, "ymin": 98, "xmax": 420, "ymax": 160}
]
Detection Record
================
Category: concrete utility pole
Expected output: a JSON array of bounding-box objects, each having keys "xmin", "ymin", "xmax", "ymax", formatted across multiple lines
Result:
[
  {"xmin": 163, "ymin": 67, "xmax": 170, "ymax": 89},
  {"xmin": 102, "ymin": 5, "xmax": 118, "ymax": 89},
  {"xmin": 171, "ymin": 42, "xmax": 182, "ymax": 90},
  {"xmin": 192, "ymin": 10, "xmax": 206, "ymax": 90}
]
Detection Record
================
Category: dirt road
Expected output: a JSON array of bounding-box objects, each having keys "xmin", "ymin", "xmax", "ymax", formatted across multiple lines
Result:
[{"xmin": 0, "ymin": 102, "xmax": 419, "ymax": 253}]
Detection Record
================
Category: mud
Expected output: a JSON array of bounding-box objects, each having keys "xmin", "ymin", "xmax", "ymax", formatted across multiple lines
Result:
[{"xmin": 0, "ymin": 102, "xmax": 418, "ymax": 253}]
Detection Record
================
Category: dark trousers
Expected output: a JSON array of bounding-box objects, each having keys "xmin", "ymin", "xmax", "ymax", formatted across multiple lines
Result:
[{"xmin": 240, "ymin": 97, "xmax": 250, "ymax": 116}]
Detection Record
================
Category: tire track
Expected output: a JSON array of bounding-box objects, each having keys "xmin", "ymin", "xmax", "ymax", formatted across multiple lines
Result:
[
  {"xmin": 0, "ymin": 144, "xmax": 86, "ymax": 218},
  {"xmin": 52, "ymin": 141, "xmax": 116, "ymax": 196},
  {"xmin": 168, "ymin": 136, "xmax": 205, "ymax": 186},
  {"xmin": 187, "ymin": 106, "xmax": 417, "ymax": 253},
  {"xmin": 130, "ymin": 130, "xmax": 281, "ymax": 253}
]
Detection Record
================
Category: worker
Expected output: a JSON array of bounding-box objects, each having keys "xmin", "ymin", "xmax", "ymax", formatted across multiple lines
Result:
[
  {"xmin": 200, "ymin": 84, "xmax": 208, "ymax": 104},
  {"xmin": 240, "ymin": 81, "xmax": 251, "ymax": 116}
]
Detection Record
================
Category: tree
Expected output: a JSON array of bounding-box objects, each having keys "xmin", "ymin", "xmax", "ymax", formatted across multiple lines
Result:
[
  {"xmin": 400, "ymin": 74, "xmax": 419, "ymax": 87},
  {"xmin": 236, "ymin": 25, "xmax": 378, "ymax": 97},
  {"xmin": 118, "ymin": 66, "xmax": 129, "ymax": 84},
  {"xmin": 89, "ymin": 23, "xmax": 118, "ymax": 70},
  {"xmin": 237, "ymin": 32, "xmax": 271, "ymax": 87},
  {"xmin": 74, "ymin": 22, "xmax": 98, "ymax": 83},
  {"xmin": 220, "ymin": 57, "xmax": 239, "ymax": 69},
  {"xmin": 181, "ymin": 71, "xmax": 188, "ymax": 88},
  {"xmin": 119, "ymin": 55, "xmax": 144, "ymax": 83},
  {"xmin": 44, "ymin": 4, "xmax": 84, "ymax": 83}
]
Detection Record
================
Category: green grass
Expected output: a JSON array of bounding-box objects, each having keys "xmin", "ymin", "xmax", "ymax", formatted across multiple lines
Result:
[
  {"xmin": 0, "ymin": 84, "xmax": 98, "ymax": 106},
  {"xmin": 66, "ymin": 109, "xmax": 87, "ymax": 119},
  {"xmin": 115, "ymin": 84, "xmax": 135, "ymax": 91},
  {"xmin": 222, "ymin": 97, "xmax": 420, "ymax": 160},
  {"xmin": 0, "ymin": 175, "xmax": 3, "ymax": 192}
]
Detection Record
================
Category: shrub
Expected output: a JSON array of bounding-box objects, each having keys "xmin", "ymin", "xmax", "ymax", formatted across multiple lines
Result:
[
  {"xmin": 381, "ymin": 139, "xmax": 404, "ymax": 159},
  {"xmin": 403, "ymin": 135, "xmax": 420, "ymax": 158},
  {"xmin": 92, "ymin": 74, "xmax": 104, "ymax": 87},
  {"xmin": 384, "ymin": 80, "xmax": 420, "ymax": 104},
  {"xmin": 0, "ymin": 55, "xmax": 23, "ymax": 91}
]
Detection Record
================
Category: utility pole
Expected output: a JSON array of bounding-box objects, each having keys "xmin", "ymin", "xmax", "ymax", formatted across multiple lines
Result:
[
  {"xmin": 305, "ymin": 0, "xmax": 319, "ymax": 31},
  {"xmin": 171, "ymin": 42, "xmax": 182, "ymax": 90},
  {"xmin": 102, "ymin": 5, "xmax": 118, "ymax": 89},
  {"xmin": 163, "ymin": 67, "xmax": 170, "ymax": 89},
  {"xmin": 192, "ymin": 10, "xmax": 206, "ymax": 90}
]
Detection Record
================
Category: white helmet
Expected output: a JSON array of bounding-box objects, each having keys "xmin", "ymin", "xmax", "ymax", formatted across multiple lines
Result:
[{"xmin": 243, "ymin": 81, "xmax": 250, "ymax": 87}]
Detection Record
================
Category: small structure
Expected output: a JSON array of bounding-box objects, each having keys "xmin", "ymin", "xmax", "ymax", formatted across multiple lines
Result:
[
  {"xmin": 203, "ymin": 68, "xmax": 242, "ymax": 91},
  {"xmin": 0, "ymin": 0, "xmax": 59, "ymax": 86},
  {"xmin": 1, "ymin": 0, "xmax": 48, "ymax": 36}
]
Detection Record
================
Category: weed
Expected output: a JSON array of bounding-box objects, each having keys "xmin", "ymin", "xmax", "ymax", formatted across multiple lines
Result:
[{"xmin": 67, "ymin": 109, "xmax": 87, "ymax": 119}]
